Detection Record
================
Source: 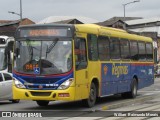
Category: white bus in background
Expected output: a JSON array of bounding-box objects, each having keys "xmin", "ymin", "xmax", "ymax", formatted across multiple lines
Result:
[
  {"xmin": 0, "ymin": 36, "xmax": 14, "ymax": 72},
  {"xmin": 0, "ymin": 36, "xmax": 19, "ymax": 103}
]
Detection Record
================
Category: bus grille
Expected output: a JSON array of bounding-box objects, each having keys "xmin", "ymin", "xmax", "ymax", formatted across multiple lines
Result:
[
  {"xmin": 30, "ymin": 92, "xmax": 51, "ymax": 96},
  {"xmin": 27, "ymin": 85, "xmax": 55, "ymax": 89}
]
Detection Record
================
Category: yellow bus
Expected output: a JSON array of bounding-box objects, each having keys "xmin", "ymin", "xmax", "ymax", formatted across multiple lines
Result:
[{"xmin": 13, "ymin": 24, "xmax": 154, "ymax": 107}]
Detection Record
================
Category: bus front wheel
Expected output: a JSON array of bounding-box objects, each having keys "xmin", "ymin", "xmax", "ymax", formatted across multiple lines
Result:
[
  {"xmin": 83, "ymin": 82, "xmax": 97, "ymax": 108},
  {"xmin": 36, "ymin": 100, "xmax": 49, "ymax": 106}
]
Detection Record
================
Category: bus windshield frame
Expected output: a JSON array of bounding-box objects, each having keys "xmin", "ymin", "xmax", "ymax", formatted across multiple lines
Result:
[{"xmin": 14, "ymin": 26, "xmax": 74, "ymax": 75}]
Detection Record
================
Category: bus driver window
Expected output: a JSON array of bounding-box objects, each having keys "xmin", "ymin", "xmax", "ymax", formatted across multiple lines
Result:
[{"xmin": 74, "ymin": 38, "xmax": 87, "ymax": 70}]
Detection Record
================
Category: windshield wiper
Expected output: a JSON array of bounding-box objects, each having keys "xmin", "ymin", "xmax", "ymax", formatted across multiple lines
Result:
[
  {"xmin": 26, "ymin": 39, "xmax": 33, "ymax": 61},
  {"xmin": 46, "ymin": 38, "xmax": 59, "ymax": 58}
]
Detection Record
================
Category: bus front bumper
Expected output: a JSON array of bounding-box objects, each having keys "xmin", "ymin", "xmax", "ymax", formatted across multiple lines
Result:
[{"xmin": 13, "ymin": 86, "xmax": 75, "ymax": 101}]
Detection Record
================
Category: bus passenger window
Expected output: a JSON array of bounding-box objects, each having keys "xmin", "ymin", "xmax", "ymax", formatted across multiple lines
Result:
[
  {"xmin": 98, "ymin": 36, "xmax": 110, "ymax": 60},
  {"xmin": 110, "ymin": 37, "xmax": 120, "ymax": 59},
  {"xmin": 146, "ymin": 43, "xmax": 153, "ymax": 61},
  {"xmin": 130, "ymin": 41, "xmax": 138, "ymax": 60},
  {"xmin": 138, "ymin": 42, "xmax": 146, "ymax": 61},
  {"xmin": 87, "ymin": 34, "xmax": 98, "ymax": 61},
  {"xmin": 120, "ymin": 39, "xmax": 130, "ymax": 59},
  {"xmin": 74, "ymin": 38, "xmax": 87, "ymax": 70}
]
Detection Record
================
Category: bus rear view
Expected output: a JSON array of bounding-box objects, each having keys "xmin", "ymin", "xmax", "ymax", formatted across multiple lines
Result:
[{"xmin": 13, "ymin": 24, "xmax": 75, "ymax": 106}]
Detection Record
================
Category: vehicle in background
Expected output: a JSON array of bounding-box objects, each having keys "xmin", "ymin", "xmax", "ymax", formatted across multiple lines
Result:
[
  {"xmin": 0, "ymin": 36, "xmax": 14, "ymax": 73},
  {"xmin": 0, "ymin": 72, "xmax": 19, "ymax": 103},
  {"xmin": 155, "ymin": 64, "xmax": 160, "ymax": 77},
  {"xmin": 0, "ymin": 36, "xmax": 19, "ymax": 103}
]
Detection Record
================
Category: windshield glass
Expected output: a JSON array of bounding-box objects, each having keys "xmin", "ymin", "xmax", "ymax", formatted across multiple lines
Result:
[
  {"xmin": 0, "ymin": 47, "xmax": 7, "ymax": 70},
  {"xmin": 14, "ymin": 39, "xmax": 72, "ymax": 75}
]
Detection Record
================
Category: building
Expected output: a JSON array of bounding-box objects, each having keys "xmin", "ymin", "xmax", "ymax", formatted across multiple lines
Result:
[
  {"xmin": 53, "ymin": 19, "xmax": 83, "ymax": 24},
  {"xmin": 37, "ymin": 16, "xmax": 98, "ymax": 24},
  {"xmin": 125, "ymin": 17, "xmax": 160, "ymax": 62},
  {"xmin": 97, "ymin": 17, "xmax": 142, "ymax": 29},
  {"xmin": 126, "ymin": 17, "xmax": 160, "ymax": 37},
  {"xmin": 0, "ymin": 18, "xmax": 35, "ymax": 36}
]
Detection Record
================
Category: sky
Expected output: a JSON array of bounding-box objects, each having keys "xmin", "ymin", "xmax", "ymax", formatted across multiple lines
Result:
[{"xmin": 0, "ymin": 0, "xmax": 160, "ymax": 23}]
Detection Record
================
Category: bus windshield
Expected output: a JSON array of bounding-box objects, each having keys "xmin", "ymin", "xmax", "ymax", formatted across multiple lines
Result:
[
  {"xmin": 0, "ymin": 47, "xmax": 7, "ymax": 70},
  {"xmin": 14, "ymin": 39, "xmax": 72, "ymax": 75}
]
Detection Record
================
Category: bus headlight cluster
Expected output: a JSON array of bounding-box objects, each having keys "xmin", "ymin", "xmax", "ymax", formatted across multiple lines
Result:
[
  {"xmin": 57, "ymin": 78, "xmax": 74, "ymax": 90},
  {"xmin": 13, "ymin": 78, "xmax": 26, "ymax": 89}
]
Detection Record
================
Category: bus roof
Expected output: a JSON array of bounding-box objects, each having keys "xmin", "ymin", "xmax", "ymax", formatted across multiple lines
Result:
[
  {"xmin": 75, "ymin": 24, "xmax": 152, "ymax": 42},
  {"xmin": 0, "ymin": 35, "xmax": 10, "ymax": 40},
  {"xmin": 16, "ymin": 24, "xmax": 152, "ymax": 42}
]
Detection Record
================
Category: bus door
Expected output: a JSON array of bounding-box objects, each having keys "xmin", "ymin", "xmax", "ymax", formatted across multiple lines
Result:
[{"xmin": 74, "ymin": 36, "xmax": 88, "ymax": 100}]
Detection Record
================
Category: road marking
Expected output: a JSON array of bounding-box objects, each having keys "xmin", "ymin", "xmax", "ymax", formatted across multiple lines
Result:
[
  {"xmin": 140, "ymin": 91, "xmax": 160, "ymax": 92},
  {"xmin": 99, "ymin": 94, "xmax": 160, "ymax": 111}
]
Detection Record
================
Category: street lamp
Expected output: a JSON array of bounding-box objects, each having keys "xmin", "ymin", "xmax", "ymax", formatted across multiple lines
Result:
[
  {"xmin": 8, "ymin": 0, "xmax": 22, "ymax": 21},
  {"xmin": 123, "ymin": 0, "xmax": 140, "ymax": 20}
]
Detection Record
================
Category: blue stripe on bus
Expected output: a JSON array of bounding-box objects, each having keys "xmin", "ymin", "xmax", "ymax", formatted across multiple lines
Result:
[{"xmin": 100, "ymin": 63, "xmax": 154, "ymax": 96}]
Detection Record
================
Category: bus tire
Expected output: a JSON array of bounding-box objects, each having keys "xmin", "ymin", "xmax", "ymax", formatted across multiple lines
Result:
[
  {"xmin": 121, "ymin": 78, "xmax": 137, "ymax": 98},
  {"xmin": 11, "ymin": 99, "xmax": 20, "ymax": 103},
  {"xmin": 128, "ymin": 78, "xmax": 138, "ymax": 98},
  {"xmin": 83, "ymin": 82, "xmax": 97, "ymax": 108},
  {"xmin": 36, "ymin": 100, "xmax": 49, "ymax": 106}
]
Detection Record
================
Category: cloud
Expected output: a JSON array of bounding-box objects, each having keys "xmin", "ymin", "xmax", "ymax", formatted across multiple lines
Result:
[{"xmin": 0, "ymin": 0, "xmax": 160, "ymax": 22}]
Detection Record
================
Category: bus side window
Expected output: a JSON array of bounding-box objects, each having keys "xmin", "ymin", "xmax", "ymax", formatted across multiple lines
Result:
[
  {"xmin": 87, "ymin": 34, "xmax": 98, "ymax": 61},
  {"xmin": 110, "ymin": 37, "xmax": 120, "ymax": 59},
  {"xmin": 138, "ymin": 42, "xmax": 146, "ymax": 61},
  {"xmin": 120, "ymin": 39, "xmax": 130, "ymax": 59},
  {"xmin": 98, "ymin": 36, "xmax": 110, "ymax": 60},
  {"xmin": 74, "ymin": 38, "xmax": 87, "ymax": 70},
  {"xmin": 130, "ymin": 41, "xmax": 138, "ymax": 61},
  {"xmin": 146, "ymin": 43, "xmax": 153, "ymax": 61}
]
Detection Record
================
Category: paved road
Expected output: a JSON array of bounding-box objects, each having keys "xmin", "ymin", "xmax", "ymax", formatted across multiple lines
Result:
[{"xmin": 1, "ymin": 78, "xmax": 160, "ymax": 120}]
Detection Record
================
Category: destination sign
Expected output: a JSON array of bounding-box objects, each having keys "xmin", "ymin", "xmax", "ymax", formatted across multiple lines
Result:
[
  {"xmin": 19, "ymin": 28, "xmax": 69, "ymax": 37},
  {"xmin": 29, "ymin": 29, "xmax": 64, "ymax": 36}
]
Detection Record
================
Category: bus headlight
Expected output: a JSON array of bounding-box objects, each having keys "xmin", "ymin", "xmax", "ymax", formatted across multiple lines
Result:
[
  {"xmin": 13, "ymin": 78, "xmax": 26, "ymax": 89},
  {"xmin": 57, "ymin": 78, "xmax": 74, "ymax": 90}
]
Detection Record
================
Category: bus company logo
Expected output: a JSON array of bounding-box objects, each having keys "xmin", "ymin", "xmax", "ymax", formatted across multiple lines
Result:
[
  {"xmin": 39, "ymin": 85, "xmax": 43, "ymax": 89},
  {"xmin": 112, "ymin": 63, "xmax": 128, "ymax": 78},
  {"xmin": 103, "ymin": 65, "xmax": 108, "ymax": 75}
]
